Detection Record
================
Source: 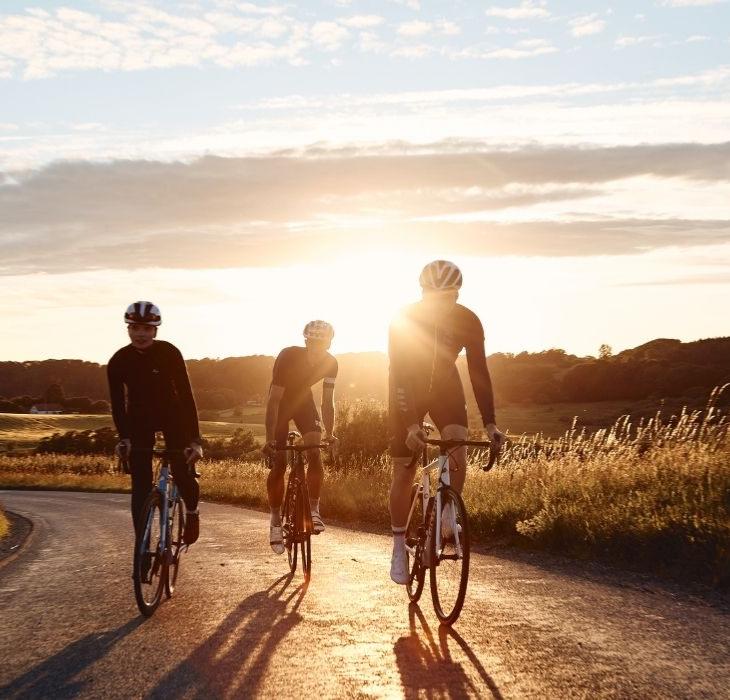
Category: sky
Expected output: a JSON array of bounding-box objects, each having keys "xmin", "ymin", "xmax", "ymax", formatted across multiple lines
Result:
[{"xmin": 1, "ymin": 0, "xmax": 729, "ymax": 363}]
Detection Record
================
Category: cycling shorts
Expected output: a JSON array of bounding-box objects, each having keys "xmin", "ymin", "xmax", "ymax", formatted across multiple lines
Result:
[
  {"xmin": 275, "ymin": 391, "xmax": 323, "ymax": 448},
  {"xmin": 389, "ymin": 371, "xmax": 468, "ymax": 458}
]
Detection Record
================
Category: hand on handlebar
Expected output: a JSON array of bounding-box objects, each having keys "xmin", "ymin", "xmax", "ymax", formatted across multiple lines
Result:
[
  {"xmin": 184, "ymin": 442, "xmax": 203, "ymax": 466},
  {"xmin": 324, "ymin": 433, "xmax": 339, "ymax": 458},
  {"xmin": 405, "ymin": 424, "xmax": 427, "ymax": 453},
  {"xmin": 484, "ymin": 423, "xmax": 506, "ymax": 450},
  {"xmin": 261, "ymin": 440, "xmax": 276, "ymax": 458}
]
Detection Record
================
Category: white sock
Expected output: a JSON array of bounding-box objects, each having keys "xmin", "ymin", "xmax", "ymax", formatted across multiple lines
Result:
[
  {"xmin": 392, "ymin": 527, "xmax": 406, "ymax": 550},
  {"xmin": 270, "ymin": 507, "xmax": 281, "ymax": 527},
  {"xmin": 309, "ymin": 498, "xmax": 320, "ymax": 514}
]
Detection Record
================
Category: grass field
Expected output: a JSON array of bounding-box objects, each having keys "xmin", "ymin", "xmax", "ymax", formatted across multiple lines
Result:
[
  {"xmin": 1, "ymin": 389, "xmax": 727, "ymax": 585},
  {"xmin": 0, "ymin": 413, "xmax": 264, "ymax": 450}
]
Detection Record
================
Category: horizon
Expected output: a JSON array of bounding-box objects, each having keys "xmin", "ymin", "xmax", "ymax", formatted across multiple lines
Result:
[{"xmin": 1, "ymin": 1, "xmax": 729, "ymax": 362}]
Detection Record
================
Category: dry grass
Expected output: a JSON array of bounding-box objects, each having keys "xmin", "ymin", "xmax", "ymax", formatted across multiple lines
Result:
[
  {"xmin": 1, "ymin": 387, "xmax": 728, "ymax": 584},
  {"xmin": 0, "ymin": 508, "xmax": 8, "ymax": 540}
]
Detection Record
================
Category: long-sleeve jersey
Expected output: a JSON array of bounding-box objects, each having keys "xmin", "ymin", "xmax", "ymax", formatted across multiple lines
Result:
[
  {"xmin": 388, "ymin": 301, "xmax": 496, "ymax": 427},
  {"xmin": 107, "ymin": 340, "xmax": 200, "ymax": 443}
]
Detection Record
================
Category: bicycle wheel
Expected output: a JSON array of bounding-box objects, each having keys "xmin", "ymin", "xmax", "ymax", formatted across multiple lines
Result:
[
  {"xmin": 297, "ymin": 478, "xmax": 312, "ymax": 580},
  {"xmin": 406, "ymin": 483, "xmax": 426, "ymax": 602},
  {"xmin": 134, "ymin": 492, "xmax": 166, "ymax": 617},
  {"xmin": 165, "ymin": 495, "xmax": 184, "ymax": 598},
  {"xmin": 282, "ymin": 477, "xmax": 297, "ymax": 574},
  {"xmin": 429, "ymin": 487, "xmax": 470, "ymax": 626}
]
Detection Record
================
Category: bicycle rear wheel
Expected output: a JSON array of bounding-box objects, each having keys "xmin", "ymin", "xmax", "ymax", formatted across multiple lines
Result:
[
  {"xmin": 134, "ymin": 492, "xmax": 166, "ymax": 617},
  {"xmin": 165, "ymin": 495, "xmax": 184, "ymax": 598},
  {"xmin": 429, "ymin": 487, "xmax": 470, "ymax": 626},
  {"xmin": 406, "ymin": 483, "xmax": 426, "ymax": 602}
]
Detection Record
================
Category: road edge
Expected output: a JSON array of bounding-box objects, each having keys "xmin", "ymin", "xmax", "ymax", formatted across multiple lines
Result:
[{"xmin": 0, "ymin": 511, "xmax": 34, "ymax": 571}]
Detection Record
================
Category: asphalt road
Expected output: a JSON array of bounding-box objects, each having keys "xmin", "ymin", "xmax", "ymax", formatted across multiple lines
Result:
[{"xmin": 0, "ymin": 490, "xmax": 728, "ymax": 699}]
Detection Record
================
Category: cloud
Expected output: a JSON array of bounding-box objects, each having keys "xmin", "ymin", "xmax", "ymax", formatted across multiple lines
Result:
[
  {"xmin": 2, "ymin": 142, "xmax": 729, "ymax": 274},
  {"xmin": 397, "ymin": 20, "xmax": 432, "ymax": 36},
  {"xmin": 310, "ymin": 21, "xmax": 349, "ymax": 51},
  {"xmin": 658, "ymin": 0, "xmax": 727, "ymax": 6},
  {"xmin": 338, "ymin": 15, "xmax": 384, "ymax": 28},
  {"xmin": 615, "ymin": 34, "xmax": 663, "ymax": 48},
  {"xmin": 461, "ymin": 38, "xmax": 557, "ymax": 59},
  {"xmin": 569, "ymin": 14, "xmax": 606, "ymax": 37},
  {"xmin": 485, "ymin": 2, "xmax": 550, "ymax": 20}
]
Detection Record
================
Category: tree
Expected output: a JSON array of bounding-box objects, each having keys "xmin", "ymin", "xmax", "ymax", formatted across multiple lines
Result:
[
  {"xmin": 598, "ymin": 344, "xmax": 613, "ymax": 360},
  {"xmin": 44, "ymin": 382, "xmax": 65, "ymax": 405}
]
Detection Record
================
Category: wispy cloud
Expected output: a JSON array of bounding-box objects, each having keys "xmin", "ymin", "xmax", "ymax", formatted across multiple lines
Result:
[
  {"xmin": 658, "ymin": 0, "xmax": 727, "ymax": 6},
  {"xmin": 485, "ymin": 1, "xmax": 550, "ymax": 20},
  {"xmin": 569, "ymin": 14, "xmax": 607, "ymax": 37},
  {"xmin": 338, "ymin": 14, "xmax": 384, "ymax": 29}
]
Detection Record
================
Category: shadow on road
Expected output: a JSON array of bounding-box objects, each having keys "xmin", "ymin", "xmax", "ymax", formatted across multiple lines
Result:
[
  {"xmin": 0, "ymin": 618, "xmax": 143, "ymax": 699},
  {"xmin": 148, "ymin": 573, "xmax": 306, "ymax": 699},
  {"xmin": 394, "ymin": 604, "xmax": 503, "ymax": 700}
]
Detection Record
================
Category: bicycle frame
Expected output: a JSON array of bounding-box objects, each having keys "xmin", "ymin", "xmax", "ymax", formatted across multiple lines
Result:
[
  {"xmin": 406, "ymin": 450, "xmax": 463, "ymax": 564},
  {"xmin": 139, "ymin": 450, "xmax": 181, "ymax": 563}
]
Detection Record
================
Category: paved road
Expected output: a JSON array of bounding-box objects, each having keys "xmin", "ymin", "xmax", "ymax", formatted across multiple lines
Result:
[{"xmin": 0, "ymin": 491, "xmax": 728, "ymax": 699}]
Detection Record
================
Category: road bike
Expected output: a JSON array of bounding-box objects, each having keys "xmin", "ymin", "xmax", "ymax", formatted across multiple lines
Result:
[
  {"xmin": 404, "ymin": 426, "xmax": 499, "ymax": 626},
  {"xmin": 277, "ymin": 431, "xmax": 330, "ymax": 582},
  {"xmin": 123, "ymin": 447, "xmax": 190, "ymax": 617}
]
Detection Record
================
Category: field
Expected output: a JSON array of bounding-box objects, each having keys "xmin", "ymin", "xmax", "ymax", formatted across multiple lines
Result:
[
  {"xmin": 1, "ymin": 389, "xmax": 727, "ymax": 585},
  {"xmin": 0, "ymin": 413, "xmax": 264, "ymax": 450}
]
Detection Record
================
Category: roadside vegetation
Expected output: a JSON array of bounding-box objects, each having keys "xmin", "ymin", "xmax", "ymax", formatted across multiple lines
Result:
[
  {"xmin": 0, "ymin": 388, "xmax": 727, "ymax": 585},
  {"xmin": 0, "ymin": 507, "xmax": 8, "ymax": 540}
]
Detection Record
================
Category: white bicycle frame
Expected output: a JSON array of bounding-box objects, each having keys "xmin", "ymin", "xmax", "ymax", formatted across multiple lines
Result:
[{"xmin": 405, "ymin": 450, "xmax": 464, "ymax": 564}]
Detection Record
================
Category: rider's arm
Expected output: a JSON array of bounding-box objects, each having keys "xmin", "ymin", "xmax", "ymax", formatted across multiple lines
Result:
[
  {"xmin": 321, "ymin": 355, "xmax": 337, "ymax": 437},
  {"xmin": 388, "ymin": 317, "xmax": 419, "ymax": 430},
  {"xmin": 464, "ymin": 319, "xmax": 497, "ymax": 427},
  {"xmin": 170, "ymin": 345, "xmax": 201, "ymax": 444},
  {"xmin": 265, "ymin": 384, "xmax": 284, "ymax": 443},
  {"xmin": 106, "ymin": 354, "xmax": 130, "ymax": 439}
]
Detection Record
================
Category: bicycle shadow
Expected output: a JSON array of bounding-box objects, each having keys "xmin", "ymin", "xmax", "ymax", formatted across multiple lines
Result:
[
  {"xmin": 0, "ymin": 618, "xmax": 143, "ymax": 699},
  {"xmin": 394, "ymin": 604, "xmax": 504, "ymax": 700},
  {"xmin": 148, "ymin": 573, "xmax": 307, "ymax": 699}
]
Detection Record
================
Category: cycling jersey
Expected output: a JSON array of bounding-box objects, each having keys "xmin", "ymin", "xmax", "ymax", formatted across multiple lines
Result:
[
  {"xmin": 107, "ymin": 340, "xmax": 201, "ymax": 443},
  {"xmin": 388, "ymin": 301, "xmax": 496, "ymax": 455},
  {"xmin": 271, "ymin": 346, "xmax": 337, "ymax": 446}
]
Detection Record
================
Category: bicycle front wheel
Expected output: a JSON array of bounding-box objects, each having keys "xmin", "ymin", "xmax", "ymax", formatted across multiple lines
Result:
[
  {"xmin": 165, "ymin": 495, "xmax": 184, "ymax": 598},
  {"xmin": 282, "ymin": 478, "xmax": 297, "ymax": 574},
  {"xmin": 429, "ymin": 487, "xmax": 470, "ymax": 626},
  {"xmin": 134, "ymin": 492, "xmax": 166, "ymax": 617},
  {"xmin": 406, "ymin": 483, "xmax": 425, "ymax": 602},
  {"xmin": 297, "ymin": 478, "xmax": 312, "ymax": 581}
]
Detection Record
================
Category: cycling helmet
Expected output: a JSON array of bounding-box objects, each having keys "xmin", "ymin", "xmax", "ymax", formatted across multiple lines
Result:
[
  {"xmin": 419, "ymin": 260, "xmax": 463, "ymax": 290},
  {"xmin": 124, "ymin": 301, "xmax": 162, "ymax": 326},
  {"xmin": 303, "ymin": 320, "xmax": 334, "ymax": 341}
]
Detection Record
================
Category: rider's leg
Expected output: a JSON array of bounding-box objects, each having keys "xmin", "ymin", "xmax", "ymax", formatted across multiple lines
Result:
[
  {"xmin": 266, "ymin": 416, "xmax": 289, "ymax": 553},
  {"xmin": 128, "ymin": 429, "xmax": 154, "ymax": 535},
  {"xmin": 302, "ymin": 430, "xmax": 324, "ymax": 500},
  {"xmin": 165, "ymin": 427, "xmax": 200, "ymax": 512},
  {"xmin": 439, "ymin": 424, "xmax": 468, "ymax": 494}
]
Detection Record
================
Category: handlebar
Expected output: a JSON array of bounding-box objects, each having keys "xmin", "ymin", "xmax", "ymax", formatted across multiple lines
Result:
[{"xmin": 413, "ymin": 437, "xmax": 501, "ymax": 472}]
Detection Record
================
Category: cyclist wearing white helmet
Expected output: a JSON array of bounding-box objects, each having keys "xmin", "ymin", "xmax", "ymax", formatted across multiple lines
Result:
[
  {"xmin": 262, "ymin": 320, "xmax": 339, "ymax": 553},
  {"xmin": 388, "ymin": 261, "xmax": 505, "ymax": 584},
  {"xmin": 107, "ymin": 301, "xmax": 204, "ymax": 545}
]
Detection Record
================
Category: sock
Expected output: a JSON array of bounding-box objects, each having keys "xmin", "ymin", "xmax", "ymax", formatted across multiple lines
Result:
[
  {"xmin": 270, "ymin": 507, "xmax": 281, "ymax": 527},
  {"xmin": 186, "ymin": 508, "xmax": 199, "ymax": 515},
  {"xmin": 309, "ymin": 498, "xmax": 320, "ymax": 514},
  {"xmin": 392, "ymin": 526, "xmax": 406, "ymax": 549}
]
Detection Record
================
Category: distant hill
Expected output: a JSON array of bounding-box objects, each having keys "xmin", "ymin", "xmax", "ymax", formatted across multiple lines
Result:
[{"xmin": 0, "ymin": 337, "xmax": 728, "ymax": 412}]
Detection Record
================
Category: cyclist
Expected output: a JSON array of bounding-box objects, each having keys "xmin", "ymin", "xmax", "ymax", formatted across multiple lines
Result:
[
  {"xmin": 107, "ymin": 301, "xmax": 203, "ymax": 545},
  {"xmin": 388, "ymin": 261, "xmax": 505, "ymax": 584},
  {"xmin": 262, "ymin": 320, "xmax": 338, "ymax": 554}
]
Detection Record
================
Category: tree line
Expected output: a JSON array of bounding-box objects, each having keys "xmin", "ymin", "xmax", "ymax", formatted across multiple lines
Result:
[{"xmin": 0, "ymin": 337, "xmax": 728, "ymax": 413}]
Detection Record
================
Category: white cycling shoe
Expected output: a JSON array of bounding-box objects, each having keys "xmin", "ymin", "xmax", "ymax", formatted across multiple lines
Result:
[
  {"xmin": 270, "ymin": 525, "xmax": 284, "ymax": 555},
  {"xmin": 311, "ymin": 511, "xmax": 325, "ymax": 535},
  {"xmin": 390, "ymin": 545, "xmax": 410, "ymax": 585}
]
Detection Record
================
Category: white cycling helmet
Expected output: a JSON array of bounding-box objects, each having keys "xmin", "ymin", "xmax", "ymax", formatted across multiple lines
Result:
[
  {"xmin": 124, "ymin": 301, "xmax": 162, "ymax": 326},
  {"xmin": 303, "ymin": 320, "xmax": 334, "ymax": 341},
  {"xmin": 419, "ymin": 260, "xmax": 463, "ymax": 290}
]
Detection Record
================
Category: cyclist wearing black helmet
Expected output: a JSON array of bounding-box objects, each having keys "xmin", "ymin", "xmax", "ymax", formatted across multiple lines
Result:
[
  {"xmin": 107, "ymin": 301, "xmax": 203, "ymax": 545},
  {"xmin": 388, "ymin": 261, "xmax": 505, "ymax": 584},
  {"xmin": 262, "ymin": 320, "xmax": 339, "ymax": 554}
]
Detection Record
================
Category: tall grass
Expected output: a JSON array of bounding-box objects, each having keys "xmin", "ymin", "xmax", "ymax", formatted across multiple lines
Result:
[
  {"xmin": 1, "ymin": 387, "xmax": 727, "ymax": 583},
  {"xmin": 0, "ymin": 507, "xmax": 8, "ymax": 540}
]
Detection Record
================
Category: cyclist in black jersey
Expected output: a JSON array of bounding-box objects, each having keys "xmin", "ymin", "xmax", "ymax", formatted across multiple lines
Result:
[
  {"xmin": 107, "ymin": 301, "xmax": 203, "ymax": 545},
  {"xmin": 388, "ymin": 261, "xmax": 505, "ymax": 584},
  {"xmin": 262, "ymin": 320, "xmax": 338, "ymax": 554}
]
